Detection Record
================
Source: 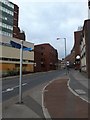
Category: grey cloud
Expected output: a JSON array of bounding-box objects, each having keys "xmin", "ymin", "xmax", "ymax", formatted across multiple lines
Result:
[{"xmin": 11, "ymin": 1, "xmax": 87, "ymax": 59}]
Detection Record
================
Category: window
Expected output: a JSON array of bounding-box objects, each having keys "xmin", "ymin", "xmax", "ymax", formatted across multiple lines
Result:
[
  {"xmin": 0, "ymin": 6, "xmax": 14, "ymax": 16},
  {"xmin": 0, "ymin": 22, "xmax": 2, "ymax": 26},
  {"xmin": 0, "ymin": 30, "xmax": 2, "ymax": 34},
  {"xmin": 15, "ymin": 64, "xmax": 20, "ymax": 67},
  {"xmin": 0, "ymin": 57, "xmax": 34, "ymax": 63},
  {"xmin": 5, "ymin": 17, "xmax": 7, "ymax": 20},
  {"xmin": 41, "ymin": 58, "xmax": 45, "ymax": 62},
  {"xmin": 10, "ymin": 34, "xmax": 12, "ymax": 37},
  {"xmin": 2, "ymin": 22, "xmax": 13, "ymax": 30},
  {"xmin": 41, "ymin": 53, "xmax": 43, "ymax": 56}
]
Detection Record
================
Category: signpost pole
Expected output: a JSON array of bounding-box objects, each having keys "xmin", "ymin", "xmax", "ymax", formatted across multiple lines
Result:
[{"xmin": 19, "ymin": 40, "xmax": 23, "ymax": 103}]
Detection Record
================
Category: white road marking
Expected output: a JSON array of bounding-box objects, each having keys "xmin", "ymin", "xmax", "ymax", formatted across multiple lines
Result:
[
  {"xmin": 44, "ymin": 89, "xmax": 48, "ymax": 92},
  {"xmin": 22, "ymin": 83, "xmax": 27, "ymax": 86},
  {"xmin": 13, "ymin": 85, "xmax": 19, "ymax": 89},
  {"xmin": 42, "ymin": 78, "xmax": 57, "ymax": 119},
  {"xmin": 6, "ymin": 88, "xmax": 14, "ymax": 92},
  {"xmin": 2, "ymin": 82, "xmax": 27, "ymax": 93},
  {"xmin": 75, "ymin": 89, "xmax": 86, "ymax": 95},
  {"xmin": 67, "ymin": 78, "xmax": 89, "ymax": 103}
]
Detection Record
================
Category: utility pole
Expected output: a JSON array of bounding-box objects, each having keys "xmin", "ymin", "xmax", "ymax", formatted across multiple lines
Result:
[
  {"xmin": 57, "ymin": 37, "xmax": 67, "ymax": 75},
  {"xmin": 64, "ymin": 38, "xmax": 67, "ymax": 75}
]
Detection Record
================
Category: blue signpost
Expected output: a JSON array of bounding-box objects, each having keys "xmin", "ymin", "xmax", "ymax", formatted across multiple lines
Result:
[
  {"xmin": 10, "ymin": 40, "xmax": 33, "ymax": 103},
  {"xmin": 23, "ymin": 47, "xmax": 32, "ymax": 51}
]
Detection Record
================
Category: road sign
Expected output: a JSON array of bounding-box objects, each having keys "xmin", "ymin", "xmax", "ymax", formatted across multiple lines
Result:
[
  {"xmin": 23, "ymin": 47, "xmax": 32, "ymax": 51},
  {"xmin": 10, "ymin": 40, "xmax": 33, "ymax": 51}
]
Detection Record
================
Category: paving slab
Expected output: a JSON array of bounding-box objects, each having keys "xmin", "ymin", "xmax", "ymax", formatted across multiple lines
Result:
[
  {"xmin": 3, "ymin": 103, "xmax": 40, "ymax": 118},
  {"xmin": 2, "ymin": 82, "xmax": 47, "ymax": 119}
]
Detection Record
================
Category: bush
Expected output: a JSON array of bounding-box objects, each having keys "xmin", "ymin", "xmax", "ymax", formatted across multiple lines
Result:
[{"xmin": 7, "ymin": 70, "xmax": 18, "ymax": 76}]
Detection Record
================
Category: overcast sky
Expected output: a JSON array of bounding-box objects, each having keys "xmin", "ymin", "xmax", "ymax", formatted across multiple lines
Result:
[{"xmin": 11, "ymin": 0, "xmax": 88, "ymax": 59}]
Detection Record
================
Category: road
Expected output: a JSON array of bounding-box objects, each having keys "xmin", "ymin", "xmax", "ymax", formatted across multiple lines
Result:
[
  {"xmin": 2, "ymin": 70, "xmax": 65, "ymax": 101},
  {"xmin": 2, "ymin": 69, "xmax": 89, "ymax": 118}
]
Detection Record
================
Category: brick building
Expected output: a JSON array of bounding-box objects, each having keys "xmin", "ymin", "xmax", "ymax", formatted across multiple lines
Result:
[
  {"xmin": 74, "ymin": 30, "xmax": 82, "ymax": 59},
  {"xmin": 74, "ymin": 30, "xmax": 82, "ymax": 70},
  {"xmin": 74, "ymin": 19, "xmax": 90, "ymax": 78},
  {"xmin": 13, "ymin": 3, "xmax": 26, "ymax": 40},
  {"xmin": 80, "ymin": 19, "xmax": 90, "ymax": 78},
  {"xmin": 0, "ymin": 0, "xmax": 26, "ymax": 40},
  {"xmin": 34, "ymin": 43, "xmax": 58, "ymax": 72},
  {"xmin": 65, "ymin": 46, "xmax": 75, "ymax": 68}
]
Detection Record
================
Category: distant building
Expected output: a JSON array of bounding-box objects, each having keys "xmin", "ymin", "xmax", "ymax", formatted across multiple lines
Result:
[
  {"xmin": 58, "ymin": 59, "xmax": 62, "ymax": 69},
  {"xmin": 60, "ymin": 59, "xmax": 65, "ymax": 69},
  {"xmin": 80, "ymin": 19, "xmax": 90, "ymax": 78},
  {"xmin": 34, "ymin": 43, "xmax": 58, "ymax": 72},
  {"xmin": 74, "ymin": 30, "xmax": 82, "ymax": 59},
  {"xmin": 0, "ymin": 35, "xmax": 34, "ymax": 76},
  {"xmin": 74, "ymin": 30, "xmax": 82, "ymax": 70},
  {"xmin": 65, "ymin": 46, "xmax": 75, "ymax": 68},
  {"xmin": 0, "ymin": 0, "xmax": 26, "ymax": 40}
]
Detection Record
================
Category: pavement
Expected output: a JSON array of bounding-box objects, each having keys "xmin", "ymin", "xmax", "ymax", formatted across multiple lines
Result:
[
  {"xmin": 2, "ymin": 69, "xmax": 90, "ymax": 119},
  {"xmin": 69, "ymin": 69, "xmax": 89, "ymax": 103},
  {"xmin": 2, "ymin": 82, "xmax": 47, "ymax": 119}
]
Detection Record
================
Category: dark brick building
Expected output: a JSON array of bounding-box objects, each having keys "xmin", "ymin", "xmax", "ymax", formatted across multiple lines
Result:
[
  {"xmin": 13, "ymin": 3, "xmax": 26, "ymax": 40},
  {"xmin": 74, "ymin": 30, "xmax": 82, "ymax": 59},
  {"xmin": 65, "ymin": 46, "xmax": 75, "ymax": 68},
  {"xmin": 34, "ymin": 43, "xmax": 58, "ymax": 72},
  {"xmin": 74, "ymin": 30, "xmax": 82, "ymax": 70}
]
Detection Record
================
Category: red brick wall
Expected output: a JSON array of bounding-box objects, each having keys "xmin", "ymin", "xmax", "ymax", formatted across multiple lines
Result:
[
  {"xmin": 34, "ymin": 44, "xmax": 58, "ymax": 72},
  {"xmin": 74, "ymin": 31, "xmax": 82, "ymax": 70},
  {"xmin": 13, "ymin": 4, "xmax": 26, "ymax": 40},
  {"xmin": 74, "ymin": 31, "xmax": 82, "ymax": 58}
]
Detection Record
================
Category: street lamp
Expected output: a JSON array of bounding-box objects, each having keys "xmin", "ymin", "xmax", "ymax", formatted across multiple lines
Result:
[
  {"xmin": 76, "ymin": 55, "xmax": 80, "ymax": 60},
  {"xmin": 57, "ymin": 37, "xmax": 67, "ymax": 74}
]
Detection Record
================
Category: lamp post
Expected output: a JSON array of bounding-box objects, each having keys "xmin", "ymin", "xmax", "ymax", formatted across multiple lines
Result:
[{"xmin": 57, "ymin": 37, "xmax": 67, "ymax": 74}]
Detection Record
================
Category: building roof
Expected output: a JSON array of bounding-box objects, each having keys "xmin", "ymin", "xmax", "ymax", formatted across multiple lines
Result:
[
  {"xmin": 83, "ymin": 19, "xmax": 90, "ymax": 30},
  {"xmin": 35, "ymin": 43, "xmax": 57, "ymax": 50}
]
